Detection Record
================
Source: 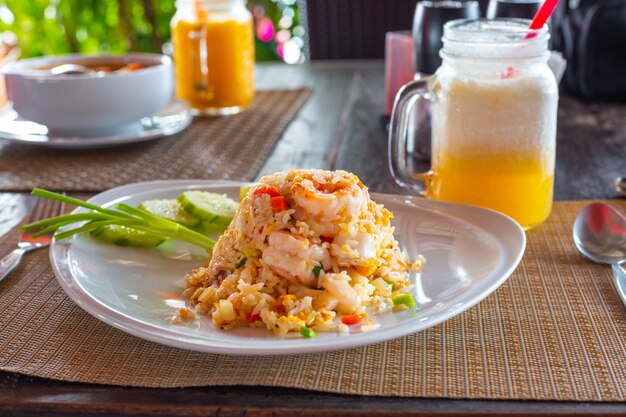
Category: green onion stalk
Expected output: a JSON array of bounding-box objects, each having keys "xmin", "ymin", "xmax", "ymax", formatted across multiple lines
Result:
[{"xmin": 21, "ymin": 189, "xmax": 216, "ymax": 252}]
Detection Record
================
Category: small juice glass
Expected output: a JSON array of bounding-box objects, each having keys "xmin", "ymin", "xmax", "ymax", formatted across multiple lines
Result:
[
  {"xmin": 171, "ymin": 0, "xmax": 255, "ymax": 115},
  {"xmin": 389, "ymin": 19, "xmax": 558, "ymax": 229}
]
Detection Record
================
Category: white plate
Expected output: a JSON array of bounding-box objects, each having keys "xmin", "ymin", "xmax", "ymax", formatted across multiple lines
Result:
[
  {"xmin": 0, "ymin": 101, "xmax": 191, "ymax": 149},
  {"xmin": 50, "ymin": 180, "xmax": 526, "ymax": 355}
]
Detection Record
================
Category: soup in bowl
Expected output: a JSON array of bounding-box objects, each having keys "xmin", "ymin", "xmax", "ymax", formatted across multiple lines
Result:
[{"xmin": 2, "ymin": 53, "xmax": 173, "ymax": 134}]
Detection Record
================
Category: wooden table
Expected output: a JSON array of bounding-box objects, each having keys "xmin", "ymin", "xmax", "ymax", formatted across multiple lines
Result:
[{"xmin": 1, "ymin": 61, "xmax": 625, "ymax": 416}]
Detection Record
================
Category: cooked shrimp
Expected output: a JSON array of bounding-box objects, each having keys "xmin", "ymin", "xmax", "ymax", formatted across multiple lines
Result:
[
  {"xmin": 330, "ymin": 228, "xmax": 379, "ymax": 276},
  {"xmin": 320, "ymin": 272, "xmax": 360, "ymax": 313},
  {"xmin": 261, "ymin": 231, "xmax": 330, "ymax": 286},
  {"xmin": 290, "ymin": 176, "xmax": 367, "ymax": 235},
  {"xmin": 332, "ymin": 229, "xmax": 376, "ymax": 260}
]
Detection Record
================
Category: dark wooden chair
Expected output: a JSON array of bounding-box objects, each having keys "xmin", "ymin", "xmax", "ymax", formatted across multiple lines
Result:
[
  {"xmin": 301, "ymin": 0, "xmax": 491, "ymax": 60},
  {"xmin": 301, "ymin": 0, "xmax": 419, "ymax": 60}
]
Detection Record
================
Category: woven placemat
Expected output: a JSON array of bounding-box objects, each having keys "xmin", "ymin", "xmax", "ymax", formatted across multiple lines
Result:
[
  {"xmin": 1, "ymin": 200, "xmax": 625, "ymax": 401},
  {"xmin": 0, "ymin": 89, "xmax": 310, "ymax": 192}
]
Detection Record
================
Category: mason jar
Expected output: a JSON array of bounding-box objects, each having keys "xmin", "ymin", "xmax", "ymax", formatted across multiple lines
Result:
[
  {"xmin": 171, "ymin": 0, "xmax": 255, "ymax": 115},
  {"xmin": 389, "ymin": 19, "xmax": 558, "ymax": 229}
]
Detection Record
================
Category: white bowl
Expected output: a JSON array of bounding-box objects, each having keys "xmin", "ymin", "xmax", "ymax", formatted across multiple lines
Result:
[{"xmin": 3, "ymin": 53, "xmax": 173, "ymax": 134}]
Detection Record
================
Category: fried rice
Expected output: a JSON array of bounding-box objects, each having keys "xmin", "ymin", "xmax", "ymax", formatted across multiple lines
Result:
[{"xmin": 182, "ymin": 169, "xmax": 421, "ymax": 335}]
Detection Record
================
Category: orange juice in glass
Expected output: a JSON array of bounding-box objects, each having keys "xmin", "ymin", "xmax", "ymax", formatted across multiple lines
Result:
[
  {"xmin": 171, "ymin": 0, "xmax": 255, "ymax": 115},
  {"xmin": 389, "ymin": 19, "xmax": 558, "ymax": 229}
]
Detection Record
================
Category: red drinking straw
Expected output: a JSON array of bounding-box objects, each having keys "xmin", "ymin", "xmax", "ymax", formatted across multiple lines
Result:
[{"xmin": 524, "ymin": 0, "xmax": 560, "ymax": 39}]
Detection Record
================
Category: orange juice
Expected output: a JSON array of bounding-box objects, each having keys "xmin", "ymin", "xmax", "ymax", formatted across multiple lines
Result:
[
  {"xmin": 429, "ymin": 152, "xmax": 554, "ymax": 229},
  {"xmin": 172, "ymin": 2, "xmax": 254, "ymax": 114},
  {"xmin": 430, "ymin": 71, "xmax": 558, "ymax": 229}
]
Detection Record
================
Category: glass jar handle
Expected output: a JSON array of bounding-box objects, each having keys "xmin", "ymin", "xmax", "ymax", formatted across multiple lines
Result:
[
  {"xmin": 188, "ymin": 25, "xmax": 211, "ymax": 99},
  {"xmin": 388, "ymin": 78, "xmax": 432, "ymax": 195}
]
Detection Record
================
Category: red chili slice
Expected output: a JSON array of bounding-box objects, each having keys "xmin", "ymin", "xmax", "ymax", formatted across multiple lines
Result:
[
  {"xmin": 321, "ymin": 236, "xmax": 333, "ymax": 244},
  {"xmin": 245, "ymin": 312, "xmax": 261, "ymax": 322}
]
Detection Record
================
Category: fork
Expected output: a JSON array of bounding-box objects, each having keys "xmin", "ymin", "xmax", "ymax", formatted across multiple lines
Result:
[{"xmin": 0, "ymin": 197, "xmax": 64, "ymax": 283}]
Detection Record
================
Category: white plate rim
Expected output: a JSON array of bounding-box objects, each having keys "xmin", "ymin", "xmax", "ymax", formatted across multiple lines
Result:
[
  {"xmin": 49, "ymin": 179, "xmax": 526, "ymax": 355},
  {"xmin": 0, "ymin": 102, "xmax": 192, "ymax": 149}
]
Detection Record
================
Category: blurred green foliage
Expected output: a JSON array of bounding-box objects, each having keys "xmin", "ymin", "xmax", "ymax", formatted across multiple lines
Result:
[{"xmin": 0, "ymin": 0, "xmax": 299, "ymax": 61}]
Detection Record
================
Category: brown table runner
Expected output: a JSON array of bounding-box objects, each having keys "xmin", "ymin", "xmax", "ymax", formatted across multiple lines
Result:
[
  {"xmin": 0, "ymin": 89, "xmax": 311, "ymax": 191},
  {"xmin": 0, "ymin": 200, "xmax": 625, "ymax": 401}
]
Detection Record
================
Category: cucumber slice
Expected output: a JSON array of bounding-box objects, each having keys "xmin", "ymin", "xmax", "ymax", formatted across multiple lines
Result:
[
  {"xmin": 178, "ymin": 191, "xmax": 239, "ymax": 225},
  {"xmin": 239, "ymin": 185, "xmax": 254, "ymax": 201},
  {"xmin": 138, "ymin": 199, "xmax": 200, "ymax": 228},
  {"xmin": 193, "ymin": 221, "xmax": 228, "ymax": 236},
  {"xmin": 90, "ymin": 225, "xmax": 167, "ymax": 248}
]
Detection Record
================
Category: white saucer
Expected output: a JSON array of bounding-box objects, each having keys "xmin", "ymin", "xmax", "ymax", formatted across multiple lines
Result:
[{"xmin": 0, "ymin": 101, "xmax": 192, "ymax": 149}]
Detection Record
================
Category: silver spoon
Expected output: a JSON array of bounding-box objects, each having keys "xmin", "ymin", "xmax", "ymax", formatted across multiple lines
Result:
[
  {"xmin": 573, "ymin": 202, "xmax": 626, "ymax": 306},
  {"xmin": 49, "ymin": 64, "xmax": 96, "ymax": 76},
  {"xmin": 616, "ymin": 176, "xmax": 626, "ymax": 197}
]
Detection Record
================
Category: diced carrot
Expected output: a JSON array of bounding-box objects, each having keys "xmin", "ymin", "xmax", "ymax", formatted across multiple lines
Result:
[
  {"xmin": 245, "ymin": 312, "xmax": 261, "ymax": 322},
  {"xmin": 341, "ymin": 314, "xmax": 363, "ymax": 325},
  {"xmin": 252, "ymin": 185, "xmax": 280, "ymax": 198},
  {"xmin": 270, "ymin": 196, "xmax": 288, "ymax": 213}
]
